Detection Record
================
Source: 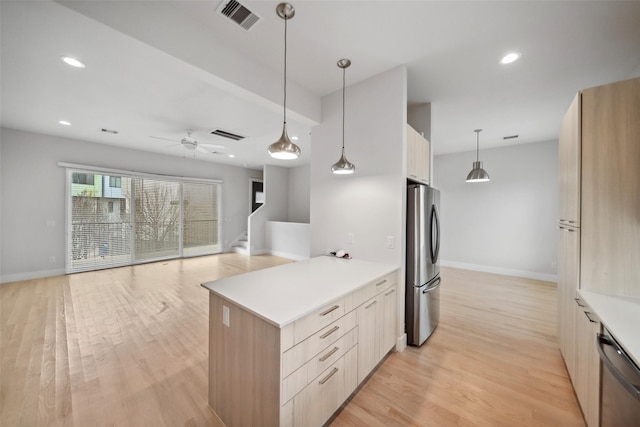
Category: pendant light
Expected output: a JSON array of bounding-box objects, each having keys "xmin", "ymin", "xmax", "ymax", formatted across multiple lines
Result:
[
  {"xmin": 466, "ymin": 129, "xmax": 490, "ymax": 182},
  {"xmin": 268, "ymin": 3, "xmax": 301, "ymax": 160},
  {"xmin": 331, "ymin": 59, "xmax": 355, "ymax": 174}
]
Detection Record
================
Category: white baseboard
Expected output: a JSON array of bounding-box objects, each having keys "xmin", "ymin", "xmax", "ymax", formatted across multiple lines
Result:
[
  {"xmin": 1, "ymin": 268, "xmax": 66, "ymax": 285},
  {"xmin": 440, "ymin": 260, "xmax": 557, "ymax": 283},
  {"xmin": 396, "ymin": 333, "xmax": 407, "ymax": 353}
]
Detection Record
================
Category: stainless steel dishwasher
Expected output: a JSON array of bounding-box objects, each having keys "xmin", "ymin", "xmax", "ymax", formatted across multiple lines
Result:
[{"xmin": 597, "ymin": 327, "xmax": 640, "ymax": 427}]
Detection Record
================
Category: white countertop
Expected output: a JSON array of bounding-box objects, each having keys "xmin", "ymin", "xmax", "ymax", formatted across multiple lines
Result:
[
  {"xmin": 578, "ymin": 289, "xmax": 640, "ymax": 366},
  {"xmin": 201, "ymin": 256, "xmax": 398, "ymax": 328}
]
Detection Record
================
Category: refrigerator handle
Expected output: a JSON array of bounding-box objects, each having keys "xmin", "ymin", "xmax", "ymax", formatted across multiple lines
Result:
[
  {"xmin": 422, "ymin": 277, "xmax": 442, "ymax": 293},
  {"xmin": 430, "ymin": 204, "xmax": 440, "ymax": 264}
]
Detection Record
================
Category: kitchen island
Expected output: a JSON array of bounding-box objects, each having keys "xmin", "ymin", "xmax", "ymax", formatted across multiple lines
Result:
[{"xmin": 201, "ymin": 256, "xmax": 400, "ymax": 426}]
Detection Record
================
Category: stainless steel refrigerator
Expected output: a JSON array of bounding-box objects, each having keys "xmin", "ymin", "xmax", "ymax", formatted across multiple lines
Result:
[{"xmin": 406, "ymin": 183, "xmax": 441, "ymax": 346}]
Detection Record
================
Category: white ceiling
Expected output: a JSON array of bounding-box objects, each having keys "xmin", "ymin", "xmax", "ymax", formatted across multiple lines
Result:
[{"xmin": 2, "ymin": 1, "xmax": 640, "ymax": 169}]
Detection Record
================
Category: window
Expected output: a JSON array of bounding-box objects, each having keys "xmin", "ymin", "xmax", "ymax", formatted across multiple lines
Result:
[
  {"xmin": 109, "ymin": 176, "xmax": 122, "ymax": 188},
  {"xmin": 66, "ymin": 168, "xmax": 221, "ymax": 273},
  {"xmin": 72, "ymin": 172, "xmax": 94, "ymax": 185}
]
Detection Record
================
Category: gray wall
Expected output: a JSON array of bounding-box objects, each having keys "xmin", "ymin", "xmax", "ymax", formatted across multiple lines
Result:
[
  {"xmin": 310, "ymin": 65, "xmax": 406, "ymax": 265},
  {"xmin": 0, "ymin": 127, "xmax": 262, "ymax": 283},
  {"xmin": 288, "ymin": 164, "xmax": 310, "ymax": 223},
  {"xmin": 433, "ymin": 140, "xmax": 559, "ymax": 281}
]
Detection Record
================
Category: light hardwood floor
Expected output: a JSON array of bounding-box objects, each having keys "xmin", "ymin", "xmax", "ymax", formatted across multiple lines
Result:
[{"xmin": 1, "ymin": 255, "xmax": 585, "ymax": 426}]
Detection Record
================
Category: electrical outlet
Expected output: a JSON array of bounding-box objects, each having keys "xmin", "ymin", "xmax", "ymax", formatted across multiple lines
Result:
[
  {"xmin": 386, "ymin": 236, "xmax": 394, "ymax": 249},
  {"xmin": 49, "ymin": 256, "xmax": 56, "ymax": 263},
  {"xmin": 347, "ymin": 232, "xmax": 355, "ymax": 244},
  {"xmin": 222, "ymin": 305, "xmax": 230, "ymax": 327}
]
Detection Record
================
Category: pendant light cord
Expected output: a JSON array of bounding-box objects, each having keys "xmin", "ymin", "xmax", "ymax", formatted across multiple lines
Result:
[
  {"xmin": 283, "ymin": 16, "xmax": 288, "ymax": 125},
  {"xmin": 342, "ymin": 67, "xmax": 346, "ymax": 152},
  {"xmin": 476, "ymin": 132, "xmax": 479, "ymax": 162}
]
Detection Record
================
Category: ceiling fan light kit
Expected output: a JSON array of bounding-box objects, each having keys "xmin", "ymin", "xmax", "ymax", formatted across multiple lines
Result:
[
  {"xmin": 466, "ymin": 129, "xmax": 490, "ymax": 182},
  {"xmin": 331, "ymin": 58, "xmax": 355, "ymax": 175},
  {"xmin": 268, "ymin": 2, "xmax": 301, "ymax": 160}
]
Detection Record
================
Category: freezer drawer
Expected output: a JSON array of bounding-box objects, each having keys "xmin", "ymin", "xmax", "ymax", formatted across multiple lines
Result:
[{"xmin": 406, "ymin": 276, "xmax": 441, "ymax": 346}]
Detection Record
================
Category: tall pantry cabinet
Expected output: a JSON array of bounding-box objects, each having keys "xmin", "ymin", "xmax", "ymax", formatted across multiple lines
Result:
[{"xmin": 557, "ymin": 76, "xmax": 640, "ymax": 427}]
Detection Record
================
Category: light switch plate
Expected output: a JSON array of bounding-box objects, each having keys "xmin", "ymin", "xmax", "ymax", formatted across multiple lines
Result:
[
  {"xmin": 386, "ymin": 236, "xmax": 394, "ymax": 249},
  {"xmin": 347, "ymin": 232, "xmax": 355, "ymax": 244}
]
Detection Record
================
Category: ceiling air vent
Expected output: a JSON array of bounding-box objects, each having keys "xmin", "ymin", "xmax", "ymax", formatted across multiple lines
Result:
[
  {"xmin": 503, "ymin": 134, "xmax": 519, "ymax": 140},
  {"xmin": 210, "ymin": 128, "xmax": 246, "ymax": 141},
  {"xmin": 217, "ymin": 0, "xmax": 261, "ymax": 31}
]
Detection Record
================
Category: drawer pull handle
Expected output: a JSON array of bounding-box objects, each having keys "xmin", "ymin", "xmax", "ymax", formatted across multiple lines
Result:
[
  {"xmin": 319, "ymin": 346, "xmax": 339, "ymax": 362},
  {"xmin": 320, "ymin": 326, "xmax": 340, "ymax": 339},
  {"xmin": 384, "ymin": 289, "xmax": 396, "ymax": 296},
  {"xmin": 319, "ymin": 305, "xmax": 339, "ymax": 317},
  {"xmin": 376, "ymin": 279, "xmax": 387, "ymax": 286},
  {"xmin": 584, "ymin": 312, "xmax": 597, "ymax": 323},
  {"xmin": 318, "ymin": 367, "xmax": 339, "ymax": 385},
  {"xmin": 574, "ymin": 298, "xmax": 585, "ymax": 307},
  {"xmin": 365, "ymin": 300, "xmax": 378, "ymax": 309}
]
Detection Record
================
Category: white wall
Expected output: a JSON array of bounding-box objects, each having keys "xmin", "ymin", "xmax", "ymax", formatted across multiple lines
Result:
[
  {"xmin": 265, "ymin": 221, "xmax": 310, "ymax": 260},
  {"xmin": 433, "ymin": 140, "xmax": 559, "ymax": 281},
  {"xmin": 287, "ymin": 164, "xmax": 310, "ymax": 223},
  {"xmin": 407, "ymin": 103, "xmax": 431, "ymax": 142},
  {"xmin": 0, "ymin": 127, "xmax": 262, "ymax": 283},
  {"xmin": 310, "ymin": 66, "xmax": 406, "ymax": 265}
]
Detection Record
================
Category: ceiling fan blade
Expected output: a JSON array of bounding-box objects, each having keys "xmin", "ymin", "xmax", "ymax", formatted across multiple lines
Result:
[
  {"xmin": 199, "ymin": 143, "xmax": 226, "ymax": 150},
  {"xmin": 149, "ymin": 135, "xmax": 179, "ymax": 142},
  {"xmin": 197, "ymin": 146, "xmax": 225, "ymax": 155},
  {"xmin": 196, "ymin": 146, "xmax": 212, "ymax": 154}
]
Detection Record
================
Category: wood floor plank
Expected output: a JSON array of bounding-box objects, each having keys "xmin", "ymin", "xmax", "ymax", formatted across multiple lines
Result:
[{"xmin": 1, "ymin": 258, "xmax": 584, "ymax": 426}]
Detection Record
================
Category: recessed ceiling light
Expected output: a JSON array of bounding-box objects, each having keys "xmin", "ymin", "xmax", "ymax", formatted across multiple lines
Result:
[
  {"xmin": 61, "ymin": 56, "xmax": 86, "ymax": 68},
  {"xmin": 291, "ymin": 136, "xmax": 299, "ymax": 141},
  {"xmin": 500, "ymin": 52, "xmax": 521, "ymax": 65},
  {"xmin": 228, "ymin": 154, "xmax": 235, "ymax": 158},
  {"xmin": 58, "ymin": 120, "xmax": 71, "ymax": 126}
]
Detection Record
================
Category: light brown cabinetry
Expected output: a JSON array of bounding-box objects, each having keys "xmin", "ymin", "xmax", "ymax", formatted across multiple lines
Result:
[
  {"xmin": 558, "ymin": 92, "xmax": 581, "ymax": 227},
  {"xmin": 407, "ymin": 124, "xmax": 430, "ymax": 184},
  {"xmin": 573, "ymin": 297, "xmax": 601, "ymax": 427},
  {"xmin": 580, "ymin": 77, "xmax": 640, "ymax": 297},
  {"xmin": 557, "ymin": 225, "xmax": 579, "ymax": 379},
  {"xmin": 557, "ymin": 77, "xmax": 640, "ymax": 426},
  {"xmin": 208, "ymin": 269, "xmax": 398, "ymax": 427},
  {"xmin": 356, "ymin": 281, "xmax": 397, "ymax": 384}
]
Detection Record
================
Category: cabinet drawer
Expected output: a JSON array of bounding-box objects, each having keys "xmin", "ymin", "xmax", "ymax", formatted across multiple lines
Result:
[
  {"xmin": 282, "ymin": 310, "xmax": 356, "ymax": 377},
  {"xmin": 287, "ymin": 297, "xmax": 347, "ymax": 348},
  {"xmin": 282, "ymin": 326, "xmax": 357, "ymax": 403},
  {"xmin": 345, "ymin": 271, "xmax": 397, "ymax": 312},
  {"xmin": 290, "ymin": 346, "xmax": 358, "ymax": 427}
]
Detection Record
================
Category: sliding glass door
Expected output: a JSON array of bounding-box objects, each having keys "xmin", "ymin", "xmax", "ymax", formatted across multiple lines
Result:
[
  {"xmin": 183, "ymin": 182, "xmax": 220, "ymax": 256},
  {"xmin": 134, "ymin": 178, "xmax": 180, "ymax": 261},
  {"xmin": 67, "ymin": 168, "xmax": 221, "ymax": 273}
]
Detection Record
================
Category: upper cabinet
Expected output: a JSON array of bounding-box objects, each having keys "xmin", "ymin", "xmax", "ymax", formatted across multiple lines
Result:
[
  {"xmin": 580, "ymin": 77, "xmax": 640, "ymax": 297},
  {"xmin": 406, "ymin": 124, "xmax": 430, "ymax": 185},
  {"xmin": 558, "ymin": 93, "xmax": 581, "ymax": 227}
]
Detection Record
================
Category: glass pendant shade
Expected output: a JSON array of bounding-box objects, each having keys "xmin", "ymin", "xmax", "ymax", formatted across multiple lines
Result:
[
  {"xmin": 269, "ymin": 3, "xmax": 300, "ymax": 160},
  {"xmin": 268, "ymin": 123, "xmax": 300, "ymax": 160},
  {"xmin": 332, "ymin": 58, "xmax": 355, "ymax": 174},
  {"xmin": 466, "ymin": 129, "xmax": 490, "ymax": 182}
]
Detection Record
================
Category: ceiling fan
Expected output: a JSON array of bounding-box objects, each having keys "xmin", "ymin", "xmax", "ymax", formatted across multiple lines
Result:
[{"xmin": 150, "ymin": 131, "xmax": 226, "ymax": 155}]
